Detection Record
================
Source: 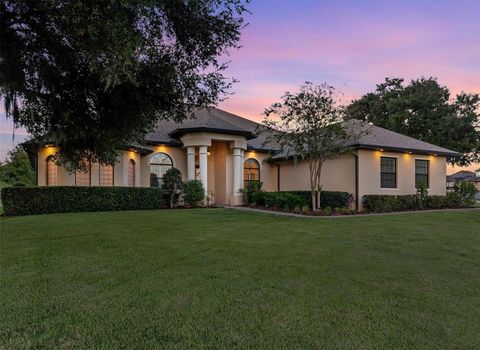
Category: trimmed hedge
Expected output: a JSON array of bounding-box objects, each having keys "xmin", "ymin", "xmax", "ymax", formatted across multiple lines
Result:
[
  {"xmin": 248, "ymin": 190, "xmax": 353, "ymax": 211},
  {"xmin": 1, "ymin": 186, "xmax": 165, "ymax": 216},
  {"xmin": 279, "ymin": 191, "xmax": 353, "ymax": 209},
  {"xmin": 250, "ymin": 191, "xmax": 308, "ymax": 210},
  {"xmin": 362, "ymin": 192, "xmax": 467, "ymax": 213}
]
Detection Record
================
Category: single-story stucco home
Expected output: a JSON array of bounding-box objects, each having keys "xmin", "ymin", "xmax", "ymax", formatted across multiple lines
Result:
[{"xmin": 28, "ymin": 108, "xmax": 459, "ymax": 210}]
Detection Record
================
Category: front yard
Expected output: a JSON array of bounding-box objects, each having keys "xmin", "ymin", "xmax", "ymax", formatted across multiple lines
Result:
[{"xmin": 1, "ymin": 209, "xmax": 479, "ymax": 348}]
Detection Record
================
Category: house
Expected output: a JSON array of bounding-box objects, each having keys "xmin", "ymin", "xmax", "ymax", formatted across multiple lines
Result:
[
  {"xmin": 28, "ymin": 108, "xmax": 459, "ymax": 210},
  {"xmin": 446, "ymin": 170, "xmax": 475, "ymax": 190},
  {"xmin": 463, "ymin": 168, "xmax": 480, "ymax": 192}
]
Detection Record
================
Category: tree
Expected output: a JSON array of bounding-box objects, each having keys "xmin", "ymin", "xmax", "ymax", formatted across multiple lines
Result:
[
  {"xmin": 0, "ymin": 0, "xmax": 248, "ymax": 171},
  {"xmin": 162, "ymin": 168, "xmax": 183, "ymax": 209},
  {"xmin": 262, "ymin": 82, "xmax": 354, "ymax": 211},
  {"xmin": 346, "ymin": 77, "xmax": 480, "ymax": 166},
  {"xmin": 0, "ymin": 146, "xmax": 35, "ymax": 186}
]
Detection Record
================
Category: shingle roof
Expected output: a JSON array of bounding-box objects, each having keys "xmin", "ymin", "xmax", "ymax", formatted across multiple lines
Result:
[
  {"xmin": 144, "ymin": 107, "xmax": 460, "ymax": 157},
  {"xmin": 145, "ymin": 108, "xmax": 256, "ymax": 145},
  {"xmin": 446, "ymin": 170, "xmax": 475, "ymax": 182},
  {"xmin": 464, "ymin": 176, "xmax": 480, "ymax": 182},
  {"xmin": 346, "ymin": 120, "xmax": 460, "ymax": 157}
]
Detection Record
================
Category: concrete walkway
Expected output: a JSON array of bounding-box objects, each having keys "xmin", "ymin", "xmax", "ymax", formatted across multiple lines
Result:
[{"xmin": 224, "ymin": 205, "xmax": 480, "ymax": 219}]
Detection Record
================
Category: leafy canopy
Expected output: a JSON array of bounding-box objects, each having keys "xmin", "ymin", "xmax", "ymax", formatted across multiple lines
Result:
[
  {"xmin": 0, "ymin": 0, "xmax": 248, "ymax": 170},
  {"xmin": 346, "ymin": 77, "xmax": 480, "ymax": 166},
  {"xmin": 0, "ymin": 146, "xmax": 35, "ymax": 187},
  {"xmin": 262, "ymin": 82, "xmax": 354, "ymax": 210}
]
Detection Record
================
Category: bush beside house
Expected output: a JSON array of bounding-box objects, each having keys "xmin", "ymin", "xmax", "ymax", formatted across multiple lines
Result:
[
  {"xmin": 183, "ymin": 180, "xmax": 205, "ymax": 207},
  {"xmin": 1, "ymin": 186, "xmax": 165, "ymax": 216},
  {"xmin": 362, "ymin": 192, "xmax": 470, "ymax": 213},
  {"xmin": 242, "ymin": 181, "xmax": 353, "ymax": 212}
]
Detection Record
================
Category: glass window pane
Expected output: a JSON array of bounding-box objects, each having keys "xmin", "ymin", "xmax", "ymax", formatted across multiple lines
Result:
[
  {"xmin": 46, "ymin": 158, "xmax": 57, "ymax": 186},
  {"xmin": 99, "ymin": 165, "xmax": 114, "ymax": 186},
  {"xmin": 76, "ymin": 168, "xmax": 90, "ymax": 186},
  {"xmin": 380, "ymin": 157, "xmax": 396, "ymax": 188},
  {"xmin": 128, "ymin": 160, "xmax": 135, "ymax": 187},
  {"xmin": 149, "ymin": 153, "xmax": 172, "ymax": 188}
]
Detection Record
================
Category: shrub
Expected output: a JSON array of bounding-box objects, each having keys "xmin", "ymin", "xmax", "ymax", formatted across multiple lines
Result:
[
  {"xmin": 281, "ymin": 191, "xmax": 353, "ymax": 209},
  {"xmin": 183, "ymin": 180, "xmax": 205, "ymax": 207},
  {"xmin": 453, "ymin": 181, "xmax": 477, "ymax": 206},
  {"xmin": 249, "ymin": 191, "xmax": 307, "ymax": 211},
  {"xmin": 1, "ymin": 186, "xmax": 165, "ymax": 216},
  {"xmin": 416, "ymin": 182, "xmax": 428, "ymax": 208},
  {"xmin": 362, "ymin": 195, "xmax": 398, "ymax": 212},
  {"xmin": 395, "ymin": 194, "xmax": 419, "ymax": 210},
  {"xmin": 240, "ymin": 181, "xmax": 263, "ymax": 205},
  {"xmin": 362, "ymin": 192, "xmax": 471, "ymax": 213},
  {"xmin": 162, "ymin": 168, "xmax": 183, "ymax": 208}
]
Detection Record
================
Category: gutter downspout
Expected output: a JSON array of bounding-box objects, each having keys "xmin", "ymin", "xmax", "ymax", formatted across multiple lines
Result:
[{"xmin": 353, "ymin": 153, "xmax": 359, "ymax": 212}]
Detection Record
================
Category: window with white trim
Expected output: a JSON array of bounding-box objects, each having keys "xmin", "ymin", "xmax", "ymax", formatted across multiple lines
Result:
[
  {"xmin": 150, "ymin": 153, "xmax": 172, "ymax": 188},
  {"xmin": 380, "ymin": 157, "xmax": 397, "ymax": 188},
  {"xmin": 415, "ymin": 159, "xmax": 429, "ymax": 188}
]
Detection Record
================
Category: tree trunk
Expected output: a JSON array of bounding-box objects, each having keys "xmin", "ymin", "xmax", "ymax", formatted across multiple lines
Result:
[
  {"xmin": 170, "ymin": 192, "xmax": 174, "ymax": 209},
  {"xmin": 317, "ymin": 187, "xmax": 322, "ymax": 210},
  {"xmin": 311, "ymin": 190, "xmax": 317, "ymax": 211}
]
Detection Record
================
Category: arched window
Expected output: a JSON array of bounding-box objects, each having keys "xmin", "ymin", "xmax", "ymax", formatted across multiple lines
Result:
[
  {"xmin": 150, "ymin": 153, "xmax": 173, "ymax": 188},
  {"xmin": 244, "ymin": 158, "xmax": 260, "ymax": 187},
  {"xmin": 128, "ymin": 159, "xmax": 135, "ymax": 187},
  {"xmin": 99, "ymin": 164, "xmax": 114, "ymax": 186},
  {"xmin": 75, "ymin": 162, "xmax": 91, "ymax": 186},
  {"xmin": 46, "ymin": 156, "xmax": 57, "ymax": 186}
]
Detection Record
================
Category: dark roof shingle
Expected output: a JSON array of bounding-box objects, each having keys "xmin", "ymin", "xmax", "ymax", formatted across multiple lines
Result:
[{"xmin": 144, "ymin": 108, "xmax": 459, "ymax": 157}]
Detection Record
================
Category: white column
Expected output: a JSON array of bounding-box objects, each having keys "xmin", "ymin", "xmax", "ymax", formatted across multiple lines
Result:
[
  {"xmin": 240, "ymin": 150, "xmax": 245, "ymax": 191},
  {"xmin": 187, "ymin": 147, "xmax": 195, "ymax": 180},
  {"xmin": 199, "ymin": 146, "xmax": 208, "ymax": 194},
  {"xmin": 233, "ymin": 148, "xmax": 242, "ymax": 197}
]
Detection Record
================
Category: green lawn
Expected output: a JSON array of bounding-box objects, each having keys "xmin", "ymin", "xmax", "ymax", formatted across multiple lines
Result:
[{"xmin": 1, "ymin": 209, "xmax": 479, "ymax": 349}]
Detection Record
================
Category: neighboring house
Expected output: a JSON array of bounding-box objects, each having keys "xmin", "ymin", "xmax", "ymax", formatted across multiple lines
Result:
[
  {"xmin": 463, "ymin": 168, "xmax": 480, "ymax": 192},
  {"xmin": 25, "ymin": 108, "xmax": 459, "ymax": 210},
  {"xmin": 446, "ymin": 170, "xmax": 475, "ymax": 190}
]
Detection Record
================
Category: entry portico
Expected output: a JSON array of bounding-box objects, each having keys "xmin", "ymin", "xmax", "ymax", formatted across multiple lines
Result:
[{"xmin": 179, "ymin": 131, "xmax": 248, "ymax": 205}]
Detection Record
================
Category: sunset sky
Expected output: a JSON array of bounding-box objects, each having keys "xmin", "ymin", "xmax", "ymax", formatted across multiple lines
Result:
[{"xmin": 1, "ymin": 0, "xmax": 479, "ymax": 172}]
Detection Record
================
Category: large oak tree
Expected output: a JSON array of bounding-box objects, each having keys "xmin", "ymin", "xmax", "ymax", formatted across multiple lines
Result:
[
  {"xmin": 346, "ymin": 77, "xmax": 480, "ymax": 166},
  {"xmin": 0, "ymin": 0, "xmax": 248, "ymax": 169}
]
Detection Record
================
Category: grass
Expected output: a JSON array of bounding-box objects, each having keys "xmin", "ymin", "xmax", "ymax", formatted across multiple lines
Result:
[{"xmin": 1, "ymin": 209, "xmax": 479, "ymax": 349}]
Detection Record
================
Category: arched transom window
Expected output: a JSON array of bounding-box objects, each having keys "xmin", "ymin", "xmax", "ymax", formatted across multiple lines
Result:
[
  {"xmin": 99, "ymin": 164, "xmax": 114, "ymax": 186},
  {"xmin": 150, "ymin": 153, "xmax": 173, "ymax": 188},
  {"xmin": 46, "ymin": 156, "xmax": 57, "ymax": 186},
  {"xmin": 244, "ymin": 158, "xmax": 260, "ymax": 187},
  {"xmin": 128, "ymin": 159, "xmax": 135, "ymax": 187}
]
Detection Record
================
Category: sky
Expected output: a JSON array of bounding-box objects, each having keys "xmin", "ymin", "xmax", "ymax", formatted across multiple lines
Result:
[{"xmin": 1, "ymin": 0, "xmax": 479, "ymax": 172}]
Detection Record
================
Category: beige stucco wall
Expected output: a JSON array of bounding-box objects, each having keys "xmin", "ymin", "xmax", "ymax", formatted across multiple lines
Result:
[
  {"xmin": 277, "ymin": 153, "xmax": 357, "ymax": 195},
  {"xmin": 37, "ymin": 144, "xmax": 448, "ymax": 208},
  {"xmin": 243, "ymin": 151, "xmax": 278, "ymax": 192},
  {"xmin": 140, "ymin": 145, "xmax": 188, "ymax": 187},
  {"xmin": 357, "ymin": 149, "xmax": 447, "ymax": 201}
]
